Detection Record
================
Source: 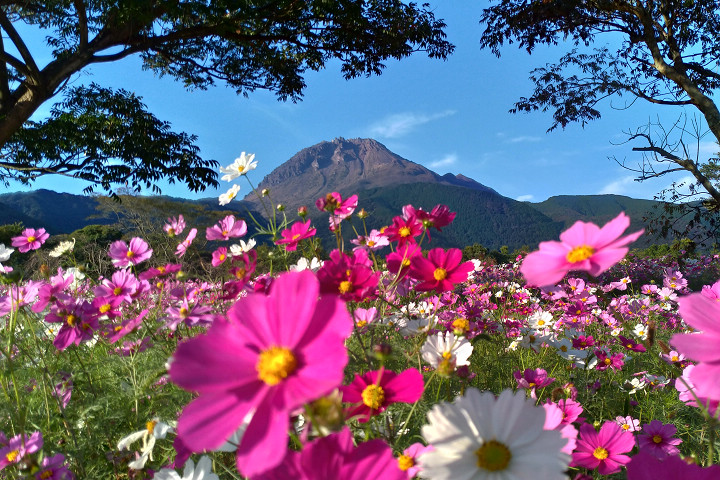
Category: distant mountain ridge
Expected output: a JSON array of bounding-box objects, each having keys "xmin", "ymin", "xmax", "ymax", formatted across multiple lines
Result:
[{"xmin": 0, "ymin": 138, "xmax": 668, "ymax": 249}]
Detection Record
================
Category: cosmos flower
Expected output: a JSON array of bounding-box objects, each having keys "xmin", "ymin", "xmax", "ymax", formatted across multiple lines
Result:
[
  {"xmin": 164, "ymin": 215, "xmax": 186, "ymax": 236},
  {"xmin": 520, "ymin": 212, "xmax": 643, "ymax": 287},
  {"xmin": 153, "ymin": 455, "xmax": 219, "ymax": 480},
  {"xmin": 571, "ymin": 421, "xmax": 634, "ymax": 475},
  {"xmin": 12, "ymin": 227, "xmax": 50, "ymax": 253},
  {"xmin": 408, "ymin": 248, "xmax": 474, "ymax": 292},
  {"xmin": 170, "ymin": 271, "xmax": 353, "ymax": 478},
  {"xmin": 341, "ymin": 368, "xmax": 424, "ymax": 423},
  {"xmin": 218, "ymin": 184, "xmax": 241, "ymax": 205},
  {"xmin": 421, "ymin": 332, "xmax": 472, "ymax": 376},
  {"xmin": 206, "ymin": 215, "xmax": 247, "ymax": 241},
  {"xmin": 108, "ymin": 237, "xmax": 153, "ymax": 267},
  {"xmin": 275, "ymin": 220, "xmax": 317, "ymax": 251},
  {"xmin": 176, "ymin": 228, "xmax": 198, "ymax": 258},
  {"xmin": 420, "ymin": 389, "xmax": 568, "ymax": 479},
  {"xmin": 626, "ymin": 451, "xmax": 720, "ymax": 480},
  {"xmin": 637, "ymin": 420, "xmax": 682, "ymax": 459},
  {"xmin": 0, "ymin": 431, "xmax": 43, "ymax": 470},
  {"xmin": 219, "ymin": 152, "xmax": 257, "ymax": 181},
  {"xmin": 117, "ymin": 419, "xmax": 174, "ymax": 470}
]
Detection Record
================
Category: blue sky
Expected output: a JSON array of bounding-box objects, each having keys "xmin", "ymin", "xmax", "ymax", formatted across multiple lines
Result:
[{"xmin": 8, "ymin": 1, "xmax": 716, "ymax": 203}]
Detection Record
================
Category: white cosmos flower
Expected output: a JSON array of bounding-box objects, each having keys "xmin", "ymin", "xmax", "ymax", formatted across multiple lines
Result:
[
  {"xmin": 218, "ymin": 184, "xmax": 241, "ymax": 206},
  {"xmin": 419, "ymin": 389, "xmax": 569, "ymax": 479},
  {"xmin": 219, "ymin": 152, "xmax": 257, "ymax": 181},
  {"xmin": 117, "ymin": 419, "xmax": 174, "ymax": 470},
  {"xmin": 229, "ymin": 238, "xmax": 256, "ymax": 256},
  {"xmin": 48, "ymin": 238, "xmax": 76, "ymax": 258},
  {"xmin": 0, "ymin": 243, "xmax": 14, "ymax": 262},
  {"xmin": 421, "ymin": 332, "xmax": 472, "ymax": 373},
  {"xmin": 633, "ymin": 323, "xmax": 648, "ymax": 340},
  {"xmin": 153, "ymin": 455, "xmax": 219, "ymax": 480},
  {"xmin": 289, "ymin": 257, "xmax": 323, "ymax": 272}
]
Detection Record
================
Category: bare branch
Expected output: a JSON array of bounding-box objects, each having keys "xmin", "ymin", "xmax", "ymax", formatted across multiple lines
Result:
[
  {"xmin": 0, "ymin": 8, "xmax": 40, "ymax": 83},
  {"xmin": 74, "ymin": 0, "xmax": 88, "ymax": 50}
]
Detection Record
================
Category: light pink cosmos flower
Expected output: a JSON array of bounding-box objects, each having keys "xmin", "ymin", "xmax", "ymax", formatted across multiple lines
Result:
[
  {"xmin": 164, "ymin": 215, "xmax": 186, "ymax": 236},
  {"xmin": 108, "ymin": 237, "xmax": 153, "ymax": 267},
  {"xmin": 169, "ymin": 270, "xmax": 353, "ymax": 478},
  {"xmin": 275, "ymin": 220, "xmax": 316, "ymax": 251},
  {"xmin": 206, "ymin": 215, "xmax": 247, "ymax": 241},
  {"xmin": 351, "ymin": 229, "xmax": 390, "ymax": 252},
  {"xmin": 543, "ymin": 402, "xmax": 578, "ymax": 455},
  {"xmin": 520, "ymin": 212, "xmax": 643, "ymax": 287},
  {"xmin": 398, "ymin": 443, "xmax": 433, "ymax": 479},
  {"xmin": 672, "ymin": 292, "xmax": 720, "ymax": 400},
  {"xmin": 211, "ymin": 247, "xmax": 228, "ymax": 267},
  {"xmin": 0, "ymin": 431, "xmax": 43, "ymax": 470},
  {"xmin": 11, "ymin": 227, "xmax": 50, "ymax": 253},
  {"xmin": 571, "ymin": 421, "xmax": 635, "ymax": 475},
  {"xmin": 341, "ymin": 368, "xmax": 424, "ymax": 423},
  {"xmin": 615, "ymin": 415, "xmax": 641, "ymax": 432},
  {"xmin": 637, "ymin": 420, "xmax": 681, "ymax": 459},
  {"xmin": 315, "ymin": 192, "xmax": 358, "ymax": 219},
  {"xmin": 254, "ymin": 428, "xmax": 406, "ymax": 480},
  {"xmin": 675, "ymin": 365, "xmax": 720, "ymax": 415},
  {"xmin": 175, "ymin": 228, "xmax": 197, "ymax": 258}
]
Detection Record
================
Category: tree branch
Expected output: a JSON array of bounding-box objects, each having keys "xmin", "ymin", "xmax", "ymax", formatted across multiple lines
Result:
[
  {"xmin": 74, "ymin": 0, "xmax": 88, "ymax": 50},
  {"xmin": 0, "ymin": 8, "xmax": 40, "ymax": 83}
]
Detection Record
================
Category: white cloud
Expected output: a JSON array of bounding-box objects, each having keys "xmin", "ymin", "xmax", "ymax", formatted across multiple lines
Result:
[
  {"xmin": 599, "ymin": 176, "xmax": 637, "ymax": 195},
  {"xmin": 516, "ymin": 194, "xmax": 534, "ymax": 202},
  {"xmin": 507, "ymin": 135, "xmax": 542, "ymax": 144},
  {"xmin": 368, "ymin": 110, "xmax": 455, "ymax": 138},
  {"xmin": 698, "ymin": 141, "xmax": 720, "ymax": 158},
  {"xmin": 429, "ymin": 153, "xmax": 457, "ymax": 169}
]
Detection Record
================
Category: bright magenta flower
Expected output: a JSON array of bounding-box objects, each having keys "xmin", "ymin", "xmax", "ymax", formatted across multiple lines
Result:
[
  {"xmin": 386, "ymin": 243, "xmax": 422, "ymax": 278},
  {"xmin": 0, "ymin": 431, "xmax": 43, "ymax": 470},
  {"xmin": 211, "ymin": 247, "xmax": 228, "ymax": 267},
  {"xmin": 571, "ymin": 421, "xmax": 634, "ymax": 475},
  {"xmin": 341, "ymin": 368, "xmax": 424, "ymax": 422},
  {"xmin": 672, "ymin": 292, "xmax": 720, "ymax": 400},
  {"xmin": 255, "ymin": 428, "xmax": 406, "ymax": 480},
  {"xmin": 315, "ymin": 192, "xmax": 358, "ymax": 219},
  {"xmin": 11, "ymin": 227, "xmax": 49, "ymax": 253},
  {"xmin": 637, "ymin": 420, "xmax": 681, "ymax": 459},
  {"xmin": 384, "ymin": 215, "xmax": 423, "ymax": 247},
  {"xmin": 205, "ymin": 215, "xmax": 247, "ymax": 241},
  {"xmin": 626, "ymin": 451, "xmax": 720, "ymax": 480},
  {"xmin": 108, "ymin": 237, "xmax": 153, "ymax": 267},
  {"xmin": 317, "ymin": 249, "xmax": 379, "ymax": 301},
  {"xmin": 408, "ymin": 247, "xmax": 473, "ymax": 292},
  {"xmin": 514, "ymin": 368, "xmax": 555, "ymax": 398},
  {"xmin": 520, "ymin": 212, "xmax": 643, "ymax": 287},
  {"xmin": 275, "ymin": 220, "xmax": 316, "ymax": 251},
  {"xmin": 169, "ymin": 271, "xmax": 353, "ymax": 478}
]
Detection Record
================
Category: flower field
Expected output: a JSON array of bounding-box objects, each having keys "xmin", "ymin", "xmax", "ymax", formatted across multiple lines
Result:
[{"xmin": 1, "ymin": 155, "xmax": 720, "ymax": 479}]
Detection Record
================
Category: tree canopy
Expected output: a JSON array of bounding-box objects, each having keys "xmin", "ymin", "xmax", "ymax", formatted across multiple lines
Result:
[
  {"xmin": 479, "ymin": 0, "xmax": 720, "ymax": 238},
  {"xmin": 0, "ymin": 1, "xmax": 453, "ymax": 194}
]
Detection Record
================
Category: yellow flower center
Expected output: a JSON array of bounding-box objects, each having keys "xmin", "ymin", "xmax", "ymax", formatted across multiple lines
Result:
[
  {"xmin": 356, "ymin": 320, "xmax": 367, "ymax": 328},
  {"xmin": 437, "ymin": 357, "xmax": 455, "ymax": 376},
  {"xmin": 257, "ymin": 346, "xmax": 297, "ymax": 385},
  {"xmin": 441, "ymin": 351, "xmax": 453, "ymax": 360},
  {"xmin": 566, "ymin": 245, "xmax": 595, "ymax": 263},
  {"xmin": 671, "ymin": 355, "xmax": 679, "ymax": 362},
  {"xmin": 27, "ymin": 236, "xmax": 36, "ymax": 243},
  {"xmin": 179, "ymin": 307, "xmax": 189, "ymax": 318},
  {"xmin": 5, "ymin": 450, "xmax": 19, "ymax": 463},
  {"xmin": 235, "ymin": 267, "xmax": 246, "ymax": 279},
  {"xmin": 158, "ymin": 266, "xmax": 166, "ymax": 274},
  {"xmin": 99, "ymin": 304, "xmax": 112, "ymax": 314},
  {"xmin": 397, "ymin": 454, "xmax": 415, "ymax": 471},
  {"xmin": 126, "ymin": 250, "xmax": 135, "ymax": 258},
  {"xmin": 66, "ymin": 314, "xmax": 77, "ymax": 327},
  {"xmin": 476, "ymin": 440, "xmax": 512, "ymax": 471},
  {"xmin": 146, "ymin": 420, "xmax": 157, "ymax": 435},
  {"xmin": 652, "ymin": 435, "xmax": 663, "ymax": 444},
  {"xmin": 113, "ymin": 287, "xmax": 122, "ymax": 296},
  {"xmin": 361, "ymin": 384, "xmax": 385, "ymax": 410},
  {"xmin": 433, "ymin": 268, "xmax": 447, "ymax": 281},
  {"xmin": 593, "ymin": 446, "xmax": 609, "ymax": 460},
  {"xmin": 604, "ymin": 358, "xmax": 612, "ymax": 365},
  {"xmin": 402, "ymin": 258, "xmax": 411, "ymax": 267},
  {"xmin": 399, "ymin": 227, "xmax": 411, "ymax": 237},
  {"xmin": 222, "ymin": 230, "xmax": 228, "ymax": 236},
  {"xmin": 40, "ymin": 471, "xmax": 53, "ymax": 479},
  {"xmin": 452, "ymin": 317, "xmax": 469, "ymax": 332},
  {"xmin": 339, "ymin": 280, "xmax": 353, "ymax": 294},
  {"xmin": 367, "ymin": 240, "xmax": 376, "ymax": 247},
  {"xmin": 622, "ymin": 424, "xmax": 630, "ymax": 430}
]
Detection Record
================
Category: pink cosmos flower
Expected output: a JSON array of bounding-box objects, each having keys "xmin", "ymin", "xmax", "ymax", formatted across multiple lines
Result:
[
  {"xmin": 675, "ymin": 365, "xmax": 720, "ymax": 415},
  {"xmin": 44, "ymin": 298, "xmax": 99, "ymax": 351},
  {"xmin": 637, "ymin": 420, "xmax": 681, "ymax": 459},
  {"xmin": 275, "ymin": 220, "xmax": 316, "ymax": 251},
  {"xmin": 315, "ymin": 192, "xmax": 358, "ymax": 219},
  {"xmin": 33, "ymin": 453, "xmax": 74, "ymax": 480},
  {"xmin": 94, "ymin": 269, "xmax": 140, "ymax": 304},
  {"xmin": 341, "ymin": 368, "xmax": 424, "ymax": 423},
  {"xmin": 211, "ymin": 247, "xmax": 229, "ymax": 267},
  {"xmin": 398, "ymin": 443, "xmax": 433, "ymax": 479},
  {"xmin": 31, "ymin": 269, "xmax": 73, "ymax": 313},
  {"xmin": 169, "ymin": 270, "xmax": 353, "ymax": 478},
  {"xmin": 626, "ymin": 451, "xmax": 720, "ymax": 480},
  {"xmin": 11, "ymin": 227, "xmax": 50, "ymax": 253},
  {"xmin": 206, "ymin": 215, "xmax": 247, "ymax": 241},
  {"xmin": 520, "ymin": 212, "xmax": 643, "ymax": 287},
  {"xmin": 351, "ymin": 229, "xmax": 390, "ymax": 252},
  {"xmin": 255, "ymin": 428, "xmax": 406, "ymax": 480},
  {"xmin": 353, "ymin": 307, "xmax": 378, "ymax": 329},
  {"xmin": 164, "ymin": 215, "xmax": 186, "ymax": 236},
  {"xmin": 175, "ymin": 228, "xmax": 197, "ymax": 258},
  {"xmin": 108, "ymin": 237, "xmax": 153, "ymax": 267},
  {"xmin": 408, "ymin": 248, "xmax": 474, "ymax": 292},
  {"xmin": 556, "ymin": 398, "xmax": 583, "ymax": 425},
  {"xmin": 672, "ymin": 292, "xmax": 720, "ymax": 400},
  {"xmin": 317, "ymin": 249, "xmax": 379, "ymax": 301},
  {"xmin": 52, "ymin": 372, "xmax": 73, "ymax": 409},
  {"xmin": 384, "ymin": 215, "xmax": 423, "ymax": 247},
  {"xmin": 595, "ymin": 349, "xmax": 625, "ymax": 371},
  {"xmin": 514, "ymin": 368, "xmax": 555, "ymax": 399},
  {"xmin": 543, "ymin": 402, "xmax": 578, "ymax": 455},
  {"xmin": 386, "ymin": 243, "xmax": 422, "ymax": 278},
  {"xmin": 403, "ymin": 204, "xmax": 456, "ymax": 240},
  {"xmin": 0, "ymin": 431, "xmax": 43, "ymax": 470},
  {"xmin": 571, "ymin": 421, "xmax": 634, "ymax": 475},
  {"xmin": 615, "ymin": 415, "xmax": 641, "ymax": 433},
  {"xmin": 618, "ymin": 335, "xmax": 647, "ymax": 353}
]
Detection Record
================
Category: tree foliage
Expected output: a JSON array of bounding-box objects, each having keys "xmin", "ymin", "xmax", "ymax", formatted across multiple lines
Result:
[
  {"xmin": 479, "ymin": 0, "xmax": 720, "ymax": 238},
  {"xmin": 0, "ymin": 1, "xmax": 453, "ymax": 194}
]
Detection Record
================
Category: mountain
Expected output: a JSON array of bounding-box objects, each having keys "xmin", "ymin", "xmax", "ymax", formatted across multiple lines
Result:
[{"xmin": 242, "ymin": 137, "xmax": 496, "ymax": 211}]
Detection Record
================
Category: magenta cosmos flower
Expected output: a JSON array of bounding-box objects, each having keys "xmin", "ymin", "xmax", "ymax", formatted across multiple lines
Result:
[
  {"xmin": 0, "ymin": 431, "xmax": 43, "ymax": 470},
  {"xmin": 571, "ymin": 421, "xmax": 635, "ymax": 475},
  {"xmin": 341, "ymin": 368, "xmax": 424, "ymax": 422},
  {"xmin": 317, "ymin": 249, "xmax": 379, "ymax": 301},
  {"xmin": 169, "ymin": 270, "xmax": 353, "ymax": 478},
  {"xmin": 275, "ymin": 220, "xmax": 317, "ymax": 251},
  {"xmin": 11, "ymin": 227, "xmax": 49, "ymax": 253},
  {"xmin": 672, "ymin": 292, "xmax": 720, "ymax": 400},
  {"xmin": 520, "ymin": 212, "xmax": 643, "ymax": 287},
  {"xmin": 164, "ymin": 215, "xmax": 185, "ymax": 236},
  {"xmin": 513, "ymin": 368, "xmax": 555, "ymax": 399},
  {"xmin": 315, "ymin": 192, "xmax": 358, "ymax": 219},
  {"xmin": 637, "ymin": 420, "xmax": 682, "ymax": 459},
  {"xmin": 108, "ymin": 237, "xmax": 153, "ymax": 267},
  {"xmin": 626, "ymin": 451, "xmax": 720, "ymax": 480},
  {"xmin": 255, "ymin": 428, "xmax": 406, "ymax": 480},
  {"xmin": 408, "ymin": 247, "xmax": 474, "ymax": 292}
]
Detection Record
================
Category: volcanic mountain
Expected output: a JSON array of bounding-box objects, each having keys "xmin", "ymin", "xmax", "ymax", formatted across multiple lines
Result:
[{"xmin": 242, "ymin": 137, "xmax": 496, "ymax": 210}]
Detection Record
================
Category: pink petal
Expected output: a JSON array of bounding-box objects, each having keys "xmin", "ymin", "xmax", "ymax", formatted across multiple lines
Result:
[
  {"xmin": 236, "ymin": 401, "xmax": 290, "ymax": 478},
  {"xmin": 383, "ymin": 368, "xmax": 424, "ymax": 403}
]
